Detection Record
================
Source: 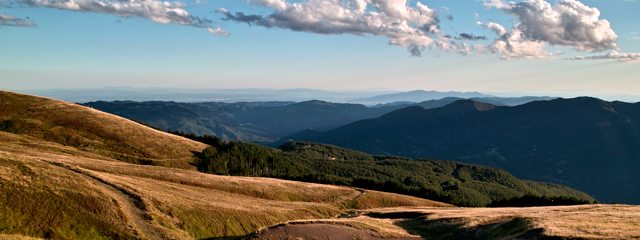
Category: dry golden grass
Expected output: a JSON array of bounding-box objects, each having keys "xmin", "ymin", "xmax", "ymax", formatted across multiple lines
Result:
[
  {"xmin": 0, "ymin": 89, "xmax": 448, "ymax": 239},
  {"xmin": 3, "ymin": 90, "xmax": 637, "ymax": 240},
  {"xmin": 0, "ymin": 131, "xmax": 446, "ymax": 239},
  {"xmin": 0, "ymin": 90, "xmax": 206, "ymax": 169},
  {"xmin": 0, "ymin": 234, "xmax": 43, "ymax": 240}
]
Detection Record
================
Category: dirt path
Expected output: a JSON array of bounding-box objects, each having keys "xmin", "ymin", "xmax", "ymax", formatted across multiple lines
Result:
[
  {"xmin": 255, "ymin": 223, "xmax": 421, "ymax": 240},
  {"xmin": 44, "ymin": 161, "xmax": 177, "ymax": 239}
]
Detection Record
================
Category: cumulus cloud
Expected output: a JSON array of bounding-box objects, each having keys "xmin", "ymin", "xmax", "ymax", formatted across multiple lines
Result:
[
  {"xmin": 0, "ymin": 13, "xmax": 36, "ymax": 27},
  {"xmin": 218, "ymin": 0, "xmax": 446, "ymax": 57},
  {"xmin": 18, "ymin": 0, "xmax": 226, "ymax": 35},
  {"xmin": 484, "ymin": 0, "xmax": 618, "ymax": 58},
  {"xmin": 207, "ymin": 26, "xmax": 228, "ymax": 37},
  {"xmin": 480, "ymin": 21, "xmax": 548, "ymax": 58},
  {"xmin": 573, "ymin": 51, "xmax": 640, "ymax": 62},
  {"xmin": 22, "ymin": 0, "xmax": 208, "ymax": 27}
]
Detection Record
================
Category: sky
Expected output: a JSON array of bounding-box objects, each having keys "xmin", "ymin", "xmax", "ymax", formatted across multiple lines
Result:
[{"xmin": 1, "ymin": 0, "xmax": 639, "ymax": 101}]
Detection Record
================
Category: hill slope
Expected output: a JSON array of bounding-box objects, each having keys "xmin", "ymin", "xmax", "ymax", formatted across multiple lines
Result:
[
  {"xmin": 0, "ymin": 91, "xmax": 206, "ymax": 169},
  {"xmin": 1, "ymin": 91, "xmax": 635, "ymax": 240},
  {"xmin": 0, "ymin": 91, "xmax": 447, "ymax": 239},
  {"xmin": 285, "ymin": 98, "xmax": 640, "ymax": 203}
]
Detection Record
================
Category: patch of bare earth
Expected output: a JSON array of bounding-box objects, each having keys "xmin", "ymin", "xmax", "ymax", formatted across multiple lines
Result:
[{"xmin": 254, "ymin": 222, "xmax": 422, "ymax": 240}]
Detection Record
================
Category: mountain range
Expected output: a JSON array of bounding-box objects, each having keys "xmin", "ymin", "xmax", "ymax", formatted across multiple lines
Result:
[
  {"xmin": 354, "ymin": 90, "xmax": 493, "ymax": 105},
  {"xmin": 85, "ymin": 96, "xmax": 553, "ymax": 142},
  {"xmin": 284, "ymin": 97, "xmax": 640, "ymax": 204},
  {"xmin": 26, "ymin": 88, "xmax": 554, "ymax": 105}
]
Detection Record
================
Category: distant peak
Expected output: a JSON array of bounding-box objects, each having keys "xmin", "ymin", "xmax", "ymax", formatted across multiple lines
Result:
[
  {"xmin": 296, "ymin": 100, "xmax": 331, "ymax": 105},
  {"xmin": 445, "ymin": 100, "xmax": 497, "ymax": 112}
]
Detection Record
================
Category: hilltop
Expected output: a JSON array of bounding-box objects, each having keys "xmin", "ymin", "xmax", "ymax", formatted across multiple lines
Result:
[{"xmin": 0, "ymin": 91, "xmax": 206, "ymax": 169}]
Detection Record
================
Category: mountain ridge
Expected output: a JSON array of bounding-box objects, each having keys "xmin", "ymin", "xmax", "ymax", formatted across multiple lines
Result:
[
  {"xmin": 84, "ymin": 96, "xmax": 555, "ymax": 143},
  {"xmin": 284, "ymin": 97, "xmax": 640, "ymax": 203}
]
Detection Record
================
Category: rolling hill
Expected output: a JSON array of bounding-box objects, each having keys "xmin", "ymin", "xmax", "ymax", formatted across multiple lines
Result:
[
  {"xmin": 0, "ymin": 90, "xmax": 637, "ymax": 239},
  {"xmin": 284, "ymin": 98, "xmax": 640, "ymax": 204},
  {"xmin": 0, "ymin": 90, "xmax": 446, "ymax": 239}
]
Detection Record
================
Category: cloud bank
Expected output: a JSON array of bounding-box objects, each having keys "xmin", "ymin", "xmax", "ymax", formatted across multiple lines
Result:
[
  {"xmin": 0, "ymin": 13, "xmax": 36, "ymax": 27},
  {"xmin": 218, "ymin": 0, "xmax": 444, "ymax": 56}
]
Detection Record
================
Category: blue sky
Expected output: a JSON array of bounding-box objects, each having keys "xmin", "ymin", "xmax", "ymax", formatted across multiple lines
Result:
[{"xmin": 1, "ymin": 0, "xmax": 639, "ymax": 100}]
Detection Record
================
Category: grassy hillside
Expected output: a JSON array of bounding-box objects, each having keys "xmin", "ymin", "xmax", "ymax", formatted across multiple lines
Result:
[
  {"xmin": 0, "ymin": 91, "xmax": 448, "ymax": 239},
  {"xmin": 1, "ymin": 91, "xmax": 636, "ymax": 240},
  {"xmin": 0, "ymin": 90, "xmax": 206, "ymax": 169}
]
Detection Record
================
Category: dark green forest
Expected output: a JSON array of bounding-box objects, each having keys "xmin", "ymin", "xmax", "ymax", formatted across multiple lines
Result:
[{"xmin": 173, "ymin": 131, "xmax": 594, "ymax": 207}]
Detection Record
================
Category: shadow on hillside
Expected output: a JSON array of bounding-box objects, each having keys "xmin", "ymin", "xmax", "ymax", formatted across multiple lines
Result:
[
  {"xmin": 365, "ymin": 211, "xmax": 579, "ymax": 240},
  {"xmin": 201, "ymin": 237, "xmax": 249, "ymax": 240}
]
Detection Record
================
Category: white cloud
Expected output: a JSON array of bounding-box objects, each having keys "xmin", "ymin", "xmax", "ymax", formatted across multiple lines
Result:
[
  {"xmin": 0, "ymin": 13, "xmax": 36, "ymax": 27},
  {"xmin": 573, "ymin": 51, "xmax": 640, "ymax": 62},
  {"xmin": 218, "ymin": 0, "xmax": 447, "ymax": 56},
  {"xmin": 207, "ymin": 26, "xmax": 228, "ymax": 37},
  {"xmin": 484, "ymin": 21, "xmax": 548, "ymax": 58},
  {"xmin": 484, "ymin": 0, "xmax": 618, "ymax": 58},
  {"xmin": 19, "ymin": 0, "xmax": 226, "ymax": 36},
  {"xmin": 248, "ymin": 0, "xmax": 287, "ymax": 11},
  {"xmin": 22, "ymin": 0, "xmax": 206, "ymax": 26}
]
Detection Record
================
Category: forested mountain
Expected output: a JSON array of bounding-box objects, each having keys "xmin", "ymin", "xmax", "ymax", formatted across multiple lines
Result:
[
  {"xmin": 85, "ymin": 100, "xmax": 398, "ymax": 142},
  {"xmin": 85, "ymin": 96, "xmax": 553, "ymax": 143},
  {"xmin": 176, "ymin": 132, "xmax": 594, "ymax": 207},
  {"xmin": 284, "ymin": 97, "xmax": 640, "ymax": 204}
]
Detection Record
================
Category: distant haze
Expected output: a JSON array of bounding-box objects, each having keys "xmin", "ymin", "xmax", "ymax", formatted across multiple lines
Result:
[{"xmin": 14, "ymin": 88, "xmax": 640, "ymax": 104}]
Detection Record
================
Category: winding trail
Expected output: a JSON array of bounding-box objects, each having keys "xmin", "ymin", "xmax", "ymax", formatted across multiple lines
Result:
[{"xmin": 43, "ymin": 160, "xmax": 175, "ymax": 240}]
